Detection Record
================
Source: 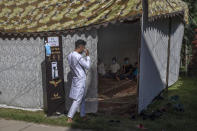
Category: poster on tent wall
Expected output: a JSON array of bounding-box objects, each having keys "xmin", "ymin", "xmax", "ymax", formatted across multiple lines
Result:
[{"xmin": 44, "ymin": 36, "xmax": 65, "ymax": 116}]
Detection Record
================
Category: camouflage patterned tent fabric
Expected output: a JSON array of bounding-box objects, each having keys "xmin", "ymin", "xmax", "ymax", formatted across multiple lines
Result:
[{"xmin": 0, "ymin": 0, "xmax": 188, "ymax": 33}]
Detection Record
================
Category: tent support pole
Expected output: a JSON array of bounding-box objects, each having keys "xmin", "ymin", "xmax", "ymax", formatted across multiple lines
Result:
[
  {"xmin": 136, "ymin": 0, "xmax": 148, "ymax": 114},
  {"xmin": 166, "ymin": 18, "xmax": 172, "ymax": 92},
  {"xmin": 135, "ymin": 19, "xmax": 142, "ymax": 115}
]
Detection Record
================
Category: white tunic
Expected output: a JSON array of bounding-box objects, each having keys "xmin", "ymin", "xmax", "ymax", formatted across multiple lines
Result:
[
  {"xmin": 110, "ymin": 63, "xmax": 120, "ymax": 73},
  {"xmin": 67, "ymin": 51, "xmax": 90, "ymax": 100}
]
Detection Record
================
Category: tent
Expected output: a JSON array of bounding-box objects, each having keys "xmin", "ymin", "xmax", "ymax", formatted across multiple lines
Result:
[{"xmin": 0, "ymin": 0, "xmax": 188, "ymax": 113}]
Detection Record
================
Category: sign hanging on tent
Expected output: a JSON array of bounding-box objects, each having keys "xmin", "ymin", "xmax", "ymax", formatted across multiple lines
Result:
[{"xmin": 47, "ymin": 37, "xmax": 59, "ymax": 47}]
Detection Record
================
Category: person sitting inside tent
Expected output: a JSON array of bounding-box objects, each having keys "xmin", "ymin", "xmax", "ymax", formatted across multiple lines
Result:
[
  {"xmin": 98, "ymin": 58, "xmax": 106, "ymax": 76},
  {"xmin": 106, "ymin": 57, "xmax": 120, "ymax": 79},
  {"xmin": 126, "ymin": 62, "xmax": 138, "ymax": 81},
  {"xmin": 116, "ymin": 57, "xmax": 133, "ymax": 80}
]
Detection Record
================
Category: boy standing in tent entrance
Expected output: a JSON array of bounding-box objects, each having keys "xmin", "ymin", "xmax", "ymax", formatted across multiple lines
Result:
[{"xmin": 67, "ymin": 39, "xmax": 90, "ymax": 123}]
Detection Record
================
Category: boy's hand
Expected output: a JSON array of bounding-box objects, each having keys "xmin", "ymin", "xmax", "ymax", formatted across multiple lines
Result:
[{"xmin": 85, "ymin": 49, "xmax": 89, "ymax": 56}]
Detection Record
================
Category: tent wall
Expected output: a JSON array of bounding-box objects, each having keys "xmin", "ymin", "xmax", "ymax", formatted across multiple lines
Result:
[
  {"xmin": 97, "ymin": 22, "xmax": 140, "ymax": 66},
  {"xmin": 139, "ymin": 16, "xmax": 184, "ymax": 112},
  {"xmin": 62, "ymin": 30, "xmax": 98, "ymax": 113},
  {"xmin": 139, "ymin": 18, "xmax": 170, "ymax": 112},
  {"xmin": 168, "ymin": 17, "xmax": 184, "ymax": 86},
  {"xmin": 0, "ymin": 38, "xmax": 45, "ymax": 109},
  {"xmin": 0, "ymin": 30, "xmax": 98, "ymax": 113}
]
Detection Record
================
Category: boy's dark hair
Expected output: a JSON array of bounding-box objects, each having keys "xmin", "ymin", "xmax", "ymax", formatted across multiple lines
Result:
[
  {"xmin": 75, "ymin": 39, "xmax": 86, "ymax": 49},
  {"xmin": 112, "ymin": 57, "xmax": 117, "ymax": 61}
]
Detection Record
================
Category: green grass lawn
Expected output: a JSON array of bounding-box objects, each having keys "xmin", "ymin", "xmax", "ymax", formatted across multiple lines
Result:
[{"xmin": 0, "ymin": 77, "xmax": 197, "ymax": 131}]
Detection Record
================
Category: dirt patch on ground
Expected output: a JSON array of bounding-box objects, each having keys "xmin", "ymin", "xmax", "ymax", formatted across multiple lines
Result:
[{"xmin": 98, "ymin": 77, "xmax": 137, "ymax": 114}]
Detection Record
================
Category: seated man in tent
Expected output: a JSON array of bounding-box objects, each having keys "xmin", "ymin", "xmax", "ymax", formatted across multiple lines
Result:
[
  {"xmin": 116, "ymin": 57, "xmax": 133, "ymax": 80},
  {"xmin": 98, "ymin": 58, "xmax": 106, "ymax": 77},
  {"xmin": 126, "ymin": 62, "xmax": 138, "ymax": 81},
  {"xmin": 105, "ymin": 57, "xmax": 120, "ymax": 79}
]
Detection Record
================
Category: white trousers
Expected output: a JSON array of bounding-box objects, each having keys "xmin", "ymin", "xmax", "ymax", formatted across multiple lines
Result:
[{"xmin": 67, "ymin": 87, "xmax": 86, "ymax": 118}]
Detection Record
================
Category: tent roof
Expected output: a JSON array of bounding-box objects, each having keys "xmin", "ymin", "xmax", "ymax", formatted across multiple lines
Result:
[
  {"xmin": 0, "ymin": 0, "xmax": 188, "ymax": 34},
  {"xmin": 148, "ymin": 0, "xmax": 188, "ymax": 22}
]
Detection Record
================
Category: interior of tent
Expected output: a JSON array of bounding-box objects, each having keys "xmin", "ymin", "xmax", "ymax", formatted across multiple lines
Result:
[{"xmin": 97, "ymin": 20, "xmax": 141, "ymax": 114}]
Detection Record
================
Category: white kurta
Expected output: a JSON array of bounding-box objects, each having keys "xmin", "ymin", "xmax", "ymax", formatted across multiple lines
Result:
[{"xmin": 67, "ymin": 51, "xmax": 90, "ymax": 100}]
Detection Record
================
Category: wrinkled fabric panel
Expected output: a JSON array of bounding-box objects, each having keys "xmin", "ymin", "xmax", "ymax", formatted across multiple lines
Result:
[
  {"xmin": 168, "ymin": 17, "xmax": 184, "ymax": 86},
  {"xmin": 139, "ymin": 18, "xmax": 169, "ymax": 113},
  {"xmin": 0, "ymin": 38, "xmax": 45, "ymax": 109},
  {"xmin": 62, "ymin": 30, "xmax": 98, "ymax": 113}
]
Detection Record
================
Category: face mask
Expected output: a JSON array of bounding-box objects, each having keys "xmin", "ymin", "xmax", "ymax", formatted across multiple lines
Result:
[{"xmin": 112, "ymin": 60, "xmax": 116, "ymax": 64}]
